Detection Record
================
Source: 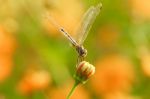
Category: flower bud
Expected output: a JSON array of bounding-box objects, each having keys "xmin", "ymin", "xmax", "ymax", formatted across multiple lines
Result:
[{"xmin": 74, "ymin": 61, "xmax": 95, "ymax": 84}]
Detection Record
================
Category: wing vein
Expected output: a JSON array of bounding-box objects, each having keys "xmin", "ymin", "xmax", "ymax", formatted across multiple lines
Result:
[{"xmin": 76, "ymin": 3, "xmax": 102, "ymax": 45}]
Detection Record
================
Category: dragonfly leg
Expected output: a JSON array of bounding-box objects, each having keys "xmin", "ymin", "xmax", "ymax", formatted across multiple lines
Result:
[{"xmin": 77, "ymin": 56, "xmax": 85, "ymax": 66}]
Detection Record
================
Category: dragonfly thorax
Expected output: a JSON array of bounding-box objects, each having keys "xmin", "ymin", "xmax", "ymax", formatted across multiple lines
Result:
[{"xmin": 76, "ymin": 45, "xmax": 87, "ymax": 58}]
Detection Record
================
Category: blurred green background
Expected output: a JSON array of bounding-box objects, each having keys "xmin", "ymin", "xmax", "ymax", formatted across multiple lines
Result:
[{"xmin": 0, "ymin": 0, "xmax": 150, "ymax": 99}]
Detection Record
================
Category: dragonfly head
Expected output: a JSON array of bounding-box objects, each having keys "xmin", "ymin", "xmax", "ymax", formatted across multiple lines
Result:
[{"xmin": 76, "ymin": 46, "xmax": 87, "ymax": 58}]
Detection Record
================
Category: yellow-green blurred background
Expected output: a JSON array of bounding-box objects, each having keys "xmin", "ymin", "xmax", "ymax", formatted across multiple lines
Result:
[{"xmin": 0, "ymin": 0, "xmax": 150, "ymax": 99}]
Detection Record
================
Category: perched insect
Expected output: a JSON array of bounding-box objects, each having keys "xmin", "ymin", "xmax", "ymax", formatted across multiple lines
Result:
[{"xmin": 45, "ymin": 3, "xmax": 102, "ymax": 63}]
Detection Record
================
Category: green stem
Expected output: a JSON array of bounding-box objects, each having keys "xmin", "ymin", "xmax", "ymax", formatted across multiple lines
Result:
[{"xmin": 67, "ymin": 81, "xmax": 80, "ymax": 99}]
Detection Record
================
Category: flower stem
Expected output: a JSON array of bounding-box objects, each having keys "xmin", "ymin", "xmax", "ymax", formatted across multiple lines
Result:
[{"xmin": 67, "ymin": 81, "xmax": 80, "ymax": 99}]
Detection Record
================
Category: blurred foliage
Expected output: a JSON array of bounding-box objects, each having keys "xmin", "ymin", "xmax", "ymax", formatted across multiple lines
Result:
[{"xmin": 0, "ymin": 0, "xmax": 150, "ymax": 99}]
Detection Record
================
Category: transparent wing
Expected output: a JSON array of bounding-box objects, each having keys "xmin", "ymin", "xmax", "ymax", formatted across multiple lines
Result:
[
  {"xmin": 75, "ymin": 3, "xmax": 102, "ymax": 45},
  {"xmin": 44, "ymin": 13, "xmax": 78, "ymax": 46}
]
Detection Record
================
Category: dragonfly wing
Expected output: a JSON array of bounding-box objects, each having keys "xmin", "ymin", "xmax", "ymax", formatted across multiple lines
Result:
[{"xmin": 75, "ymin": 3, "xmax": 102, "ymax": 45}]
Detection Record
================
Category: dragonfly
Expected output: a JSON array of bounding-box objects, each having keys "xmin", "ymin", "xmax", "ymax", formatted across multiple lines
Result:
[{"xmin": 45, "ymin": 3, "xmax": 102, "ymax": 63}]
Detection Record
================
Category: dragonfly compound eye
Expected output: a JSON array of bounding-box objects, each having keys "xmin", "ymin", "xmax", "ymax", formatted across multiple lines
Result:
[
  {"xmin": 76, "ymin": 46, "xmax": 87, "ymax": 57},
  {"xmin": 82, "ymin": 49, "xmax": 87, "ymax": 57}
]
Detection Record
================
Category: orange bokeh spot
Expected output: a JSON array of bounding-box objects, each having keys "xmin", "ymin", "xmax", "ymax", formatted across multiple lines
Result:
[
  {"xmin": 17, "ymin": 79, "xmax": 33, "ymax": 95},
  {"xmin": 0, "ymin": 26, "xmax": 16, "ymax": 56},
  {"xmin": 0, "ymin": 57, "xmax": 13, "ymax": 82},
  {"xmin": 103, "ymin": 92, "xmax": 139, "ymax": 99},
  {"xmin": 91, "ymin": 54, "xmax": 135, "ymax": 96},
  {"xmin": 17, "ymin": 70, "xmax": 51, "ymax": 95},
  {"xmin": 0, "ymin": 26, "xmax": 16, "ymax": 82},
  {"xmin": 131, "ymin": 0, "xmax": 150, "ymax": 19},
  {"xmin": 48, "ymin": 81, "xmax": 90, "ymax": 99},
  {"xmin": 137, "ymin": 46, "xmax": 150, "ymax": 77}
]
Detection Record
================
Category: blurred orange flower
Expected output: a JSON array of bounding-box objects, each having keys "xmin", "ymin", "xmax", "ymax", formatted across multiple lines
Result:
[
  {"xmin": 43, "ymin": 0, "xmax": 84, "ymax": 37},
  {"xmin": 131, "ymin": 0, "xmax": 150, "ymax": 19},
  {"xmin": 48, "ymin": 81, "xmax": 90, "ymax": 99},
  {"xmin": 137, "ymin": 46, "xmax": 150, "ymax": 77},
  {"xmin": 0, "ymin": 57, "xmax": 13, "ymax": 82},
  {"xmin": 0, "ymin": 26, "xmax": 16, "ymax": 56},
  {"xmin": 91, "ymin": 54, "xmax": 135, "ymax": 96},
  {"xmin": 103, "ymin": 92, "xmax": 140, "ymax": 99},
  {"xmin": 0, "ymin": 26, "xmax": 16, "ymax": 82},
  {"xmin": 17, "ymin": 70, "xmax": 51, "ymax": 95}
]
